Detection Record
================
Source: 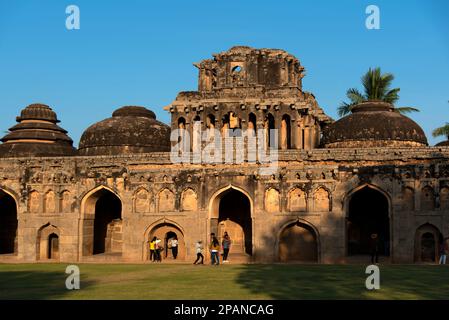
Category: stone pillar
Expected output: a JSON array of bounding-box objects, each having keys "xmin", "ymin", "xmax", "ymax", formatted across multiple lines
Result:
[
  {"xmin": 280, "ymin": 117, "xmax": 287, "ymax": 150},
  {"xmin": 304, "ymin": 127, "xmax": 311, "ymax": 150}
]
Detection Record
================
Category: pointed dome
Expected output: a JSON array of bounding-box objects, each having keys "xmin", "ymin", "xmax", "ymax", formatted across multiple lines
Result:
[
  {"xmin": 322, "ymin": 101, "xmax": 428, "ymax": 148},
  {"xmin": 0, "ymin": 103, "xmax": 76, "ymax": 158},
  {"xmin": 78, "ymin": 106, "xmax": 171, "ymax": 156}
]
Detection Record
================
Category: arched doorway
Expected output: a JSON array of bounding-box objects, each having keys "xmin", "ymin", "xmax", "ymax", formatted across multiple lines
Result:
[
  {"xmin": 210, "ymin": 187, "xmax": 252, "ymax": 257},
  {"xmin": 148, "ymin": 223, "xmax": 185, "ymax": 260},
  {"xmin": 82, "ymin": 188, "xmax": 122, "ymax": 256},
  {"xmin": 414, "ymin": 224, "xmax": 441, "ymax": 263},
  {"xmin": 48, "ymin": 233, "xmax": 59, "ymax": 260},
  {"xmin": 0, "ymin": 190, "xmax": 17, "ymax": 255},
  {"xmin": 347, "ymin": 186, "xmax": 390, "ymax": 258},
  {"xmin": 37, "ymin": 224, "xmax": 60, "ymax": 261},
  {"xmin": 279, "ymin": 221, "xmax": 318, "ymax": 262}
]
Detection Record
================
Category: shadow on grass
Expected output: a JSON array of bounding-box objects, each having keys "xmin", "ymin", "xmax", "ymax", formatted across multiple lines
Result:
[
  {"xmin": 0, "ymin": 270, "xmax": 96, "ymax": 300},
  {"xmin": 235, "ymin": 264, "xmax": 449, "ymax": 300}
]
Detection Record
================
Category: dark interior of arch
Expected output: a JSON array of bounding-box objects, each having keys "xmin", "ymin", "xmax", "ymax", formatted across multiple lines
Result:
[
  {"xmin": 347, "ymin": 187, "xmax": 390, "ymax": 256},
  {"xmin": 0, "ymin": 191, "xmax": 17, "ymax": 254},
  {"xmin": 48, "ymin": 233, "xmax": 59, "ymax": 259},
  {"xmin": 93, "ymin": 191, "xmax": 122, "ymax": 254},
  {"xmin": 279, "ymin": 222, "xmax": 318, "ymax": 262},
  {"xmin": 218, "ymin": 189, "xmax": 252, "ymax": 255}
]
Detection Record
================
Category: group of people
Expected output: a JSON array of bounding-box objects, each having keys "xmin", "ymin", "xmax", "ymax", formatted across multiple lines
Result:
[
  {"xmin": 149, "ymin": 232, "xmax": 232, "ymax": 264},
  {"xmin": 193, "ymin": 232, "xmax": 232, "ymax": 265},
  {"xmin": 149, "ymin": 235, "xmax": 179, "ymax": 262}
]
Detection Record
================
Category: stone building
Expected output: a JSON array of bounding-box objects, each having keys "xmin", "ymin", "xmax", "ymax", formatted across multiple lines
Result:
[{"xmin": 0, "ymin": 46, "xmax": 448, "ymax": 264}]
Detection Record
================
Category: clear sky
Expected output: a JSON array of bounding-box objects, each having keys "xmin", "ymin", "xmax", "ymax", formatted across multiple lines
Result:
[{"xmin": 0, "ymin": 0, "xmax": 448, "ymax": 146}]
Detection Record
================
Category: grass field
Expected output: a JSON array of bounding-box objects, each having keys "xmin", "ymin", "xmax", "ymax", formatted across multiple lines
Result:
[{"xmin": 0, "ymin": 263, "xmax": 448, "ymax": 300}]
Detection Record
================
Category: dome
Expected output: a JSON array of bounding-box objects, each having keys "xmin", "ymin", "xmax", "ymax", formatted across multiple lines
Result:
[
  {"xmin": 322, "ymin": 101, "xmax": 428, "ymax": 148},
  {"xmin": 435, "ymin": 140, "xmax": 449, "ymax": 147},
  {"xmin": 78, "ymin": 106, "xmax": 171, "ymax": 156},
  {"xmin": 0, "ymin": 103, "xmax": 76, "ymax": 158}
]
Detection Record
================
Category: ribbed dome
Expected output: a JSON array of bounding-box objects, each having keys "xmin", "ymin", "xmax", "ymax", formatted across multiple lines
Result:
[
  {"xmin": 17, "ymin": 103, "xmax": 58, "ymax": 122},
  {"xmin": 322, "ymin": 101, "xmax": 428, "ymax": 148},
  {"xmin": 78, "ymin": 106, "xmax": 171, "ymax": 156},
  {"xmin": 0, "ymin": 103, "xmax": 76, "ymax": 158}
]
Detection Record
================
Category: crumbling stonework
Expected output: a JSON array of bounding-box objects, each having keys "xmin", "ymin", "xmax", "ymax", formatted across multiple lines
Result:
[{"xmin": 0, "ymin": 46, "xmax": 448, "ymax": 264}]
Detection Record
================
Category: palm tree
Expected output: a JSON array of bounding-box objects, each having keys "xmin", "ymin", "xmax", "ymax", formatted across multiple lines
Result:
[
  {"xmin": 432, "ymin": 124, "xmax": 449, "ymax": 140},
  {"xmin": 432, "ymin": 101, "xmax": 449, "ymax": 141},
  {"xmin": 338, "ymin": 67, "xmax": 419, "ymax": 117}
]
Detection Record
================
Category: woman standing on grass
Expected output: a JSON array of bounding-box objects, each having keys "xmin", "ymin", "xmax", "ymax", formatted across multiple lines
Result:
[
  {"xmin": 210, "ymin": 235, "xmax": 220, "ymax": 265},
  {"xmin": 222, "ymin": 232, "xmax": 231, "ymax": 263}
]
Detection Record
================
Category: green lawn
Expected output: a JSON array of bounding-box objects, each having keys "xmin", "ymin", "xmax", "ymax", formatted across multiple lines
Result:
[{"xmin": 0, "ymin": 263, "xmax": 448, "ymax": 300}]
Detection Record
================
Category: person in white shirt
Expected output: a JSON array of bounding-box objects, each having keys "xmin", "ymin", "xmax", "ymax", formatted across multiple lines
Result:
[
  {"xmin": 193, "ymin": 240, "xmax": 204, "ymax": 264},
  {"xmin": 155, "ymin": 238, "xmax": 162, "ymax": 262},
  {"xmin": 170, "ymin": 236, "xmax": 179, "ymax": 259}
]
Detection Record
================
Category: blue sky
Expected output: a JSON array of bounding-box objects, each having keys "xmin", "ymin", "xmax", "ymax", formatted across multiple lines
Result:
[{"xmin": 0, "ymin": 0, "xmax": 448, "ymax": 146}]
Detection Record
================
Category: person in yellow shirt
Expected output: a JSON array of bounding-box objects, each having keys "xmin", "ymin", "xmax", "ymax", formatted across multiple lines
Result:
[
  {"xmin": 149, "ymin": 237, "xmax": 156, "ymax": 262},
  {"xmin": 209, "ymin": 233, "xmax": 220, "ymax": 265}
]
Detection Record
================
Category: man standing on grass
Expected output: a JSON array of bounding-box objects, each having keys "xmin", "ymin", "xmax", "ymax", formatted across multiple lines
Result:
[{"xmin": 370, "ymin": 233, "xmax": 379, "ymax": 264}]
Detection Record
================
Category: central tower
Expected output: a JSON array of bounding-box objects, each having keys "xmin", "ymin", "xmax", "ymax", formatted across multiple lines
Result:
[{"xmin": 166, "ymin": 46, "xmax": 332, "ymax": 152}]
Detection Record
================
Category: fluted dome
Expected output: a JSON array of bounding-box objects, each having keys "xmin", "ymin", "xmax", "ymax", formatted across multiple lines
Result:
[
  {"xmin": 0, "ymin": 103, "xmax": 76, "ymax": 158},
  {"xmin": 322, "ymin": 101, "xmax": 428, "ymax": 148},
  {"xmin": 78, "ymin": 106, "xmax": 171, "ymax": 156}
]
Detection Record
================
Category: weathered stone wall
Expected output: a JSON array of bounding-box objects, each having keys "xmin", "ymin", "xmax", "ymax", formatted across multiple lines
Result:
[{"xmin": 0, "ymin": 146, "xmax": 448, "ymax": 263}]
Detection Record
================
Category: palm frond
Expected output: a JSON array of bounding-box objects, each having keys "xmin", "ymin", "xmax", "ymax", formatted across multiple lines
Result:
[
  {"xmin": 394, "ymin": 106, "xmax": 420, "ymax": 114},
  {"xmin": 338, "ymin": 102, "xmax": 354, "ymax": 117},
  {"xmin": 346, "ymin": 88, "xmax": 365, "ymax": 104},
  {"xmin": 432, "ymin": 123, "xmax": 449, "ymax": 138}
]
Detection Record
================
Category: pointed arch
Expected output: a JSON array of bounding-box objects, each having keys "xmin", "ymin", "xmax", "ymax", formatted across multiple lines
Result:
[
  {"xmin": 0, "ymin": 189, "xmax": 18, "ymax": 255},
  {"xmin": 313, "ymin": 186, "xmax": 330, "ymax": 212},
  {"xmin": 158, "ymin": 188, "xmax": 175, "ymax": 212},
  {"xmin": 79, "ymin": 185, "xmax": 122, "ymax": 257},
  {"xmin": 28, "ymin": 190, "xmax": 40, "ymax": 213},
  {"xmin": 440, "ymin": 186, "xmax": 449, "ymax": 210},
  {"xmin": 142, "ymin": 218, "xmax": 186, "ymax": 261},
  {"xmin": 343, "ymin": 183, "xmax": 392, "ymax": 215},
  {"xmin": 402, "ymin": 187, "xmax": 415, "ymax": 211},
  {"xmin": 36, "ymin": 223, "xmax": 60, "ymax": 260},
  {"xmin": 181, "ymin": 187, "xmax": 198, "ymax": 211},
  {"xmin": 345, "ymin": 184, "xmax": 391, "ymax": 258},
  {"xmin": 134, "ymin": 187, "xmax": 151, "ymax": 213},
  {"xmin": 44, "ymin": 190, "xmax": 56, "ymax": 213},
  {"xmin": 60, "ymin": 190, "xmax": 72, "ymax": 213},
  {"xmin": 276, "ymin": 218, "xmax": 320, "ymax": 262},
  {"xmin": 414, "ymin": 223, "xmax": 441, "ymax": 263},
  {"xmin": 421, "ymin": 186, "xmax": 435, "ymax": 211},
  {"xmin": 265, "ymin": 187, "xmax": 280, "ymax": 213},
  {"xmin": 208, "ymin": 184, "xmax": 253, "ymax": 256},
  {"xmin": 208, "ymin": 184, "xmax": 254, "ymax": 219},
  {"xmin": 287, "ymin": 187, "xmax": 306, "ymax": 212}
]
